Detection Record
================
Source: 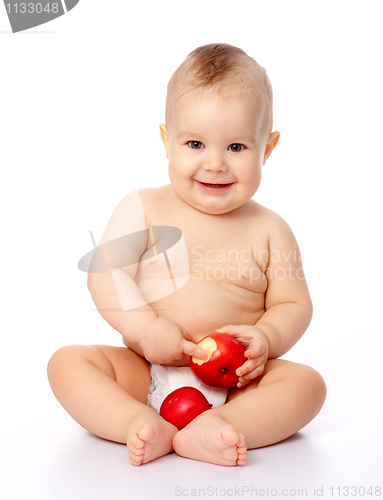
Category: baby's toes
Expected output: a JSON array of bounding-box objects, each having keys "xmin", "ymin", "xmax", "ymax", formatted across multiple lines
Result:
[
  {"xmin": 129, "ymin": 447, "xmax": 144, "ymax": 465},
  {"xmin": 220, "ymin": 428, "xmax": 247, "ymax": 465},
  {"xmin": 129, "ymin": 442, "xmax": 144, "ymax": 456},
  {"xmin": 236, "ymin": 433, "xmax": 247, "ymax": 465},
  {"xmin": 236, "ymin": 433, "xmax": 246, "ymax": 449},
  {"xmin": 130, "ymin": 436, "xmax": 143, "ymax": 451},
  {"xmin": 237, "ymin": 453, "xmax": 247, "ymax": 466},
  {"xmin": 130, "ymin": 456, "xmax": 143, "ymax": 466},
  {"xmin": 128, "ymin": 440, "xmax": 144, "ymax": 465},
  {"xmin": 221, "ymin": 427, "xmax": 241, "ymax": 447}
]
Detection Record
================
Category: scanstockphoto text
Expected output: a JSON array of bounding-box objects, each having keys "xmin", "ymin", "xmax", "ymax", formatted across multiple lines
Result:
[
  {"xmin": 80, "ymin": 233, "xmax": 307, "ymax": 313},
  {"xmin": 174, "ymin": 484, "xmax": 382, "ymax": 497},
  {"xmin": 191, "ymin": 245, "xmax": 305, "ymax": 283}
]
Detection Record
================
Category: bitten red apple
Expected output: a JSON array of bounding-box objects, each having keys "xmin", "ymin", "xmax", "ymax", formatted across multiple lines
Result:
[
  {"xmin": 159, "ymin": 386, "xmax": 212, "ymax": 430},
  {"xmin": 190, "ymin": 333, "xmax": 246, "ymax": 389}
]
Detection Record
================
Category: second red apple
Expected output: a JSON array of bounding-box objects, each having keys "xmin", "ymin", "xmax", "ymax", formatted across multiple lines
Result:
[{"xmin": 159, "ymin": 386, "xmax": 212, "ymax": 430}]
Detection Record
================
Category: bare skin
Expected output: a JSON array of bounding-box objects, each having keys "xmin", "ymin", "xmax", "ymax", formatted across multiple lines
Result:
[
  {"xmin": 48, "ymin": 88, "xmax": 326, "ymax": 466},
  {"xmin": 48, "ymin": 343, "xmax": 325, "ymax": 466}
]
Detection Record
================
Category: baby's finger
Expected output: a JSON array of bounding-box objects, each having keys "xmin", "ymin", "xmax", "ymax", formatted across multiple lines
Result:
[
  {"xmin": 238, "ymin": 364, "xmax": 265, "ymax": 385},
  {"xmin": 215, "ymin": 324, "xmax": 245, "ymax": 335},
  {"xmin": 215, "ymin": 325, "xmax": 253, "ymax": 347},
  {"xmin": 215, "ymin": 324, "xmax": 235, "ymax": 333},
  {"xmin": 180, "ymin": 326, "xmax": 193, "ymax": 341},
  {"xmin": 245, "ymin": 341, "xmax": 266, "ymax": 359},
  {"xmin": 236, "ymin": 358, "xmax": 260, "ymax": 377},
  {"xmin": 181, "ymin": 339, "xmax": 209, "ymax": 360}
]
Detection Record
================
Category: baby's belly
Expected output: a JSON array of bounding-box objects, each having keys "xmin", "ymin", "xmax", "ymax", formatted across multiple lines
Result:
[
  {"xmin": 135, "ymin": 263, "xmax": 266, "ymax": 365},
  {"xmin": 153, "ymin": 283, "xmax": 264, "ymax": 337}
]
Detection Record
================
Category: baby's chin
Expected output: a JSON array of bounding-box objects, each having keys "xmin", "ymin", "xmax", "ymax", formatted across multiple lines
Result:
[
  {"xmin": 179, "ymin": 191, "xmax": 245, "ymax": 215},
  {"xmin": 192, "ymin": 203, "xmax": 234, "ymax": 215}
]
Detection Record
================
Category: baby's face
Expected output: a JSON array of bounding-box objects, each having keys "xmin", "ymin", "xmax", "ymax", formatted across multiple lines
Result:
[{"xmin": 161, "ymin": 87, "xmax": 278, "ymax": 215}]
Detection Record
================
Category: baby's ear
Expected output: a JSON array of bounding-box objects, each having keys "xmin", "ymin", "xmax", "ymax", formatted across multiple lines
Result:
[
  {"xmin": 159, "ymin": 124, "xmax": 169, "ymax": 158},
  {"xmin": 263, "ymin": 131, "xmax": 280, "ymax": 165}
]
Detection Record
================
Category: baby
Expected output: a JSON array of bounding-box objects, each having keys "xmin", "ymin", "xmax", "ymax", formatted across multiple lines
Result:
[{"xmin": 48, "ymin": 43, "xmax": 326, "ymax": 467}]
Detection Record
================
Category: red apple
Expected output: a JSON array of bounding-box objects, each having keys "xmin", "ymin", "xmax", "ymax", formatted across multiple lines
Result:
[
  {"xmin": 159, "ymin": 386, "xmax": 212, "ymax": 430},
  {"xmin": 190, "ymin": 333, "xmax": 246, "ymax": 389}
]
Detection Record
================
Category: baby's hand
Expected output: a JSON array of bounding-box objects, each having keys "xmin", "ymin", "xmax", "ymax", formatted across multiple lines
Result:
[
  {"xmin": 215, "ymin": 324, "xmax": 270, "ymax": 388},
  {"xmin": 139, "ymin": 317, "xmax": 209, "ymax": 365}
]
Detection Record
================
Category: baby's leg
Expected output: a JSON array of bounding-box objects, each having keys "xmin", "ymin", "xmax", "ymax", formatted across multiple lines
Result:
[
  {"xmin": 47, "ymin": 345, "xmax": 177, "ymax": 465},
  {"xmin": 173, "ymin": 359, "xmax": 326, "ymax": 466}
]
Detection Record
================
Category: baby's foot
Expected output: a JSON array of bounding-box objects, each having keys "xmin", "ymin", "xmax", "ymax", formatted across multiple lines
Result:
[
  {"xmin": 173, "ymin": 411, "xmax": 247, "ymax": 466},
  {"xmin": 127, "ymin": 411, "xmax": 177, "ymax": 466}
]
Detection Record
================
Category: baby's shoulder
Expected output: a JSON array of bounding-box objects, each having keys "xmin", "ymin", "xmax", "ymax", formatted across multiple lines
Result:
[
  {"xmin": 247, "ymin": 199, "xmax": 287, "ymax": 225},
  {"xmin": 248, "ymin": 201, "xmax": 295, "ymax": 241},
  {"xmin": 136, "ymin": 186, "xmax": 169, "ymax": 223},
  {"xmin": 136, "ymin": 186, "xmax": 164, "ymax": 206},
  {"xmin": 136, "ymin": 186, "xmax": 160, "ymax": 199}
]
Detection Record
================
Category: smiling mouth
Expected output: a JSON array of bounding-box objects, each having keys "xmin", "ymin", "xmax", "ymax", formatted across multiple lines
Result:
[{"xmin": 197, "ymin": 181, "xmax": 234, "ymax": 188}]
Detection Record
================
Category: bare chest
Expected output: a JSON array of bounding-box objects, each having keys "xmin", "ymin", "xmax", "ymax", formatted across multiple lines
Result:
[
  {"xmin": 188, "ymin": 236, "xmax": 268, "ymax": 292},
  {"xmin": 135, "ymin": 210, "xmax": 269, "ymax": 305}
]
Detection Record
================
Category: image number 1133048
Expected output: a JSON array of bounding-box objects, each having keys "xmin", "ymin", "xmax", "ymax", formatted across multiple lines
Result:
[{"xmin": 3, "ymin": 0, "xmax": 80, "ymax": 32}]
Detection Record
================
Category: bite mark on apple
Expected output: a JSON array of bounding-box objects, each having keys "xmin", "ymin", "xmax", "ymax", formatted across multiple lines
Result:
[{"xmin": 192, "ymin": 337, "xmax": 217, "ymax": 365}]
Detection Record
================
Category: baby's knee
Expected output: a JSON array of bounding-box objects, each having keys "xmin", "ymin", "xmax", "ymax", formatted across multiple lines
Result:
[
  {"xmin": 268, "ymin": 360, "xmax": 326, "ymax": 413},
  {"xmin": 48, "ymin": 344, "xmax": 80, "ymax": 367},
  {"xmin": 47, "ymin": 345, "xmax": 72, "ymax": 374},
  {"xmin": 47, "ymin": 345, "xmax": 100, "ymax": 385},
  {"xmin": 294, "ymin": 364, "xmax": 327, "ymax": 413}
]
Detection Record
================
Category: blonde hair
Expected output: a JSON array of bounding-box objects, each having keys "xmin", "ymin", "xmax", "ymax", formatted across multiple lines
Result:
[{"xmin": 165, "ymin": 43, "xmax": 273, "ymax": 133}]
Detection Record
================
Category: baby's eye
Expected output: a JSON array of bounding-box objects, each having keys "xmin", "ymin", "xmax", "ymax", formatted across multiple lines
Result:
[
  {"xmin": 188, "ymin": 141, "xmax": 204, "ymax": 149},
  {"xmin": 228, "ymin": 143, "xmax": 245, "ymax": 152}
]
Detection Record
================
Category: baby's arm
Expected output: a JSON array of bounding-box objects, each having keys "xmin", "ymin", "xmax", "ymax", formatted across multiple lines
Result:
[
  {"xmin": 217, "ymin": 214, "xmax": 312, "ymax": 386},
  {"xmin": 89, "ymin": 272, "xmax": 205, "ymax": 363},
  {"xmin": 256, "ymin": 215, "xmax": 313, "ymax": 358},
  {"xmin": 87, "ymin": 191, "xmax": 207, "ymax": 364}
]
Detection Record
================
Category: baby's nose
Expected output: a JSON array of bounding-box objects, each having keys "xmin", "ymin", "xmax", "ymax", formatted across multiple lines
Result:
[{"xmin": 203, "ymin": 151, "xmax": 228, "ymax": 172}]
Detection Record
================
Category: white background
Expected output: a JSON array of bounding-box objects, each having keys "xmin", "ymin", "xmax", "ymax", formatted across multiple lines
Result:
[{"xmin": 1, "ymin": 1, "xmax": 382, "ymax": 499}]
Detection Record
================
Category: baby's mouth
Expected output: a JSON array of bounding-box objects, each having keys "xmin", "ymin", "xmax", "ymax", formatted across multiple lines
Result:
[
  {"xmin": 195, "ymin": 180, "xmax": 235, "ymax": 194},
  {"xmin": 197, "ymin": 181, "xmax": 234, "ymax": 188}
]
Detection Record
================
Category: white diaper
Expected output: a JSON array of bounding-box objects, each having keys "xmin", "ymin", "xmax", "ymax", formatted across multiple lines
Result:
[{"xmin": 147, "ymin": 364, "xmax": 228, "ymax": 413}]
